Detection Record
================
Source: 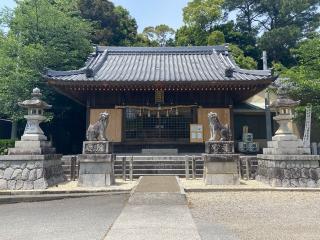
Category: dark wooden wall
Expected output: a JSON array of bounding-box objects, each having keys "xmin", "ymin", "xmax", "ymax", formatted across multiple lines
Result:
[{"xmin": 86, "ymin": 90, "xmax": 235, "ymax": 108}]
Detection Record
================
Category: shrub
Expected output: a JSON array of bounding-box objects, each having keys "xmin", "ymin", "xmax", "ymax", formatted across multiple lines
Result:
[{"xmin": 0, "ymin": 139, "xmax": 15, "ymax": 155}]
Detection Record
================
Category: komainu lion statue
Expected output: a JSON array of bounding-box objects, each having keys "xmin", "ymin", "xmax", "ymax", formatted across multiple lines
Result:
[
  {"xmin": 86, "ymin": 112, "xmax": 109, "ymax": 141},
  {"xmin": 208, "ymin": 112, "xmax": 231, "ymax": 141}
]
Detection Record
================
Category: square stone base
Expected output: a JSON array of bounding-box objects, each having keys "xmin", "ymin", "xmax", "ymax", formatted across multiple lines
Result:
[
  {"xmin": 8, "ymin": 140, "xmax": 56, "ymax": 155},
  {"xmin": 202, "ymin": 154, "xmax": 240, "ymax": 185},
  {"xmin": 78, "ymin": 154, "xmax": 115, "ymax": 187},
  {"xmin": 0, "ymin": 154, "xmax": 65, "ymax": 190},
  {"xmin": 205, "ymin": 174, "xmax": 240, "ymax": 185}
]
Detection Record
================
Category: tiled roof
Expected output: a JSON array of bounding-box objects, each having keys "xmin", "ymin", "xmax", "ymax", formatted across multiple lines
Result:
[{"xmin": 45, "ymin": 46, "xmax": 274, "ymax": 83}]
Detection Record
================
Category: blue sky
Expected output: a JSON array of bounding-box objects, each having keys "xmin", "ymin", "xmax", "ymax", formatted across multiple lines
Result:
[
  {"xmin": 112, "ymin": 0, "xmax": 189, "ymax": 31},
  {"xmin": 0, "ymin": 0, "xmax": 189, "ymax": 32}
]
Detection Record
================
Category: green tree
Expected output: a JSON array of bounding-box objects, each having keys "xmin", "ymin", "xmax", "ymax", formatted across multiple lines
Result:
[
  {"xmin": 257, "ymin": 0, "xmax": 320, "ymax": 66},
  {"xmin": 142, "ymin": 24, "xmax": 175, "ymax": 46},
  {"xmin": 257, "ymin": 0, "xmax": 320, "ymax": 32},
  {"xmin": 0, "ymin": 34, "xmax": 44, "ymax": 122},
  {"xmin": 259, "ymin": 26, "xmax": 301, "ymax": 66},
  {"xmin": 78, "ymin": 0, "xmax": 138, "ymax": 46},
  {"xmin": 131, "ymin": 33, "xmax": 158, "ymax": 47},
  {"xmin": 183, "ymin": 0, "xmax": 224, "ymax": 30},
  {"xmin": 224, "ymin": 0, "xmax": 320, "ymax": 67},
  {"xmin": 207, "ymin": 30, "xmax": 225, "ymax": 45},
  {"xmin": 175, "ymin": 25, "xmax": 209, "ymax": 46},
  {"xmin": 10, "ymin": 0, "xmax": 92, "ymax": 70},
  {"xmin": 228, "ymin": 44, "xmax": 257, "ymax": 69},
  {"xmin": 283, "ymin": 37, "xmax": 320, "ymax": 107},
  {"xmin": 277, "ymin": 35, "xmax": 320, "ymax": 136},
  {"xmin": 176, "ymin": 0, "xmax": 225, "ymax": 46},
  {"xmin": 214, "ymin": 21, "xmax": 260, "ymax": 61},
  {"xmin": 177, "ymin": 1, "xmax": 257, "ymax": 69},
  {"xmin": 0, "ymin": 0, "xmax": 93, "ymax": 142},
  {"xmin": 113, "ymin": 6, "xmax": 138, "ymax": 46},
  {"xmin": 224, "ymin": 0, "xmax": 261, "ymax": 34}
]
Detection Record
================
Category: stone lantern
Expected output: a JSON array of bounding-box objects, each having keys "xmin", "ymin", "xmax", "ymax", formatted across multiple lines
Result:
[
  {"xmin": 256, "ymin": 86, "xmax": 320, "ymax": 188},
  {"xmin": 260, "ymin": 86, "xmax": 310, "ymax": 155},
  {"xmin": 18, "ymin": 87, "xmax": 52, "ymax": 141},
  {"xmin": 7, "ymin": 88, "xmax": 56, "ymax": 155},
  {"xmin": 270, "ymin": 87, "xmax": 300, "ymax": 140},
  {"xmin": 0, "ymin": 88, "xmax": 65, "ymax": 190}
]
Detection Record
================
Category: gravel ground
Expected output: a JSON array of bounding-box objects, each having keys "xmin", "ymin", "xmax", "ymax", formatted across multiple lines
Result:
[
  {"xmin": 180, "ymin": 179, "xmax": 271, "ymax": 190},
  {"xmin": 188, "ymin": 192, "xmax": 320, "ymax": 240}
]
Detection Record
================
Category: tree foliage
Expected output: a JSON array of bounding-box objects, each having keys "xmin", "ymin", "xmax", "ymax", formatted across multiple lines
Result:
[
  {"xmin": 78, "ymin": 0, "xmax": 138, "ymax": 46},
  {"xmin": 224, "ymin": 0, "xmax": 320, "ymax": 67},
  {"xmin": 142, "ymin": 24, "xmax": 175, "ymax": 46},
  {"xmin": 283, "ymin": 37, "xmax": 320, "ymax": 109},
  {"xmin": 176, "ymin": 1, "xmax": 258, "ymax": 69},
  {"xmin": 0, "ymin": 34, "xmax": 44, "ymax": 121},
  {"xmin": 0, "ymin": 0, "xmax": 92, "ymax": 121},
  {"xmin": 228, "ymin": 44, "xmax": 257, "ymax": 69},
  {"xmin": 11, "ymin": 0, "xmax": 92, "ymax": 70},
  {"xmin": 207, "ymin": 30, "xmax": 225, "ymax": 45},
  {"xmin": 183, "ymin": 0, "xmax": 224, "ymax": 30},
  {"xmin": 175, "ymin": 25, "xmax": 208, "ymax": 46},
  {"xmin": 224, "ymin": 0, "xmax": 260, "ymax": 34}
]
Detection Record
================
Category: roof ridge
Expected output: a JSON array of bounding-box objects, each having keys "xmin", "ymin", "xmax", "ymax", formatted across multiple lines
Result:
[{"xmin": 96, "ymin": 46, "xmax": 227, "ymax": 54}]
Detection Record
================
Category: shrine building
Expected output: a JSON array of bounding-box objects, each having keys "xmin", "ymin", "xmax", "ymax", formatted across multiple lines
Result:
[{"xmin": 44, "ymin": 46, "xmax": 276, "ymax": 153}]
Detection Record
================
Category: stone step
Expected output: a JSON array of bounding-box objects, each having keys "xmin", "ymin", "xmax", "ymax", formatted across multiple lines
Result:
[
  {"xmin": 115, "ymin": 156, "xmax": 199, "ymax": 161},
  {"xmin": 115, "ymin": 166, "xmax": 203, "ymax": 171},
  {"xmin": 114, "ymin": 166, "xmax": 194, "ymax": 170},
  {"xmin": 115, "ymin": 159, "xmax": 203, "ymax": 161}
]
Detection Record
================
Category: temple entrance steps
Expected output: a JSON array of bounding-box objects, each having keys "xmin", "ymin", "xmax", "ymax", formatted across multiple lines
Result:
[{"xmin": 114, "ymin": 155, "xmax": 204, "ymax": 178}]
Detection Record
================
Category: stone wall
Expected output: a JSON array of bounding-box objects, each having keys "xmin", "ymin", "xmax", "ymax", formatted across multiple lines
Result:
[
  {"xmin": 256, "ymin": 159, "xmax": 320, "ymax": 187},
  {"xmin": 0, "ymin": 158, "xmax": 65, "ymax": 190}
]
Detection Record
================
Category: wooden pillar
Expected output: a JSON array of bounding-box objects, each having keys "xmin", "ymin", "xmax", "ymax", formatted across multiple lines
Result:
[
  {"xmin": 86, "ymin": 97, "xmax": 90, "ymax": 130},
  {"xmin": 265, "ymin": 91, "xmax": 272, "ymax": 141},
  {"xmin": 192, "ymin": 156, "xmax": 196, "ymax": 179},
  {"xmin": 229, "ymin": 105, "xmax": 235, "ymax": 141},
  {"xmin": 185, "ymin": 156, "xmax": 190, "ymax": 179},
  {"xmin": 122, "ymin": 157, "xmax": 126, "ymax": 181},
  {"xmin": 10, "ymin": 121, "xmax": 17, "ymax": 140}
]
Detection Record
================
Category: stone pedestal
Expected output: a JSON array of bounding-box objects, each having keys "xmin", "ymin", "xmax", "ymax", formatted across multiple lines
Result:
[
  {"xmin": 0, "ymin": 139, "xmax": 64, "ymax": 190},
  {"xmin": 78, "ymin": 141, "xmax": 115, "ymax": 187},
  {"xmin": 203, "ymin": 141, "xmax": 239, "ymax": 185},
  {"xmin": 256, "ymin": 155, "xmax": 320, "ymax": 187},
  {"xmin": 203, "ymin": 154, "xmax": 240, "ymax": 185},
  {"xmin": 262, "ymin": 134, "xmax": 310, "ymax": 155},
  {"xmin": 257, "ymin": 130, "xmax": 320, "ymax": 187},
  {"xmin": 0, "ymin": 154, "xmax": 64, "ymax": 190}
]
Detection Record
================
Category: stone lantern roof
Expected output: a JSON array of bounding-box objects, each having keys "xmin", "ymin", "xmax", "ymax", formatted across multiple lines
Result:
[
  {"xmin": 270, "ymin": 87, "xmax": 300, "ymax": 109},
  {"xmin": 18, "ymin": 88, "xmax": 52, "ymax": 109}
]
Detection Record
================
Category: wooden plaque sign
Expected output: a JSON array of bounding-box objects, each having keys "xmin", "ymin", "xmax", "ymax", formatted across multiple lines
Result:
[
  {"xmin": 155, "ymin": 90, "xmax": 164, "ymax": 104},
  {"xmin": 190, "ymin": 124, "xmax": 203, "ymax": 143}
]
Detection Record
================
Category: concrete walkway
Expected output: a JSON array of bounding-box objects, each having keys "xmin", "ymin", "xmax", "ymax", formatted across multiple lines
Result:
[{"xmin": 104, "ymin": 176, "xmax": 201, "ymax": 240}]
